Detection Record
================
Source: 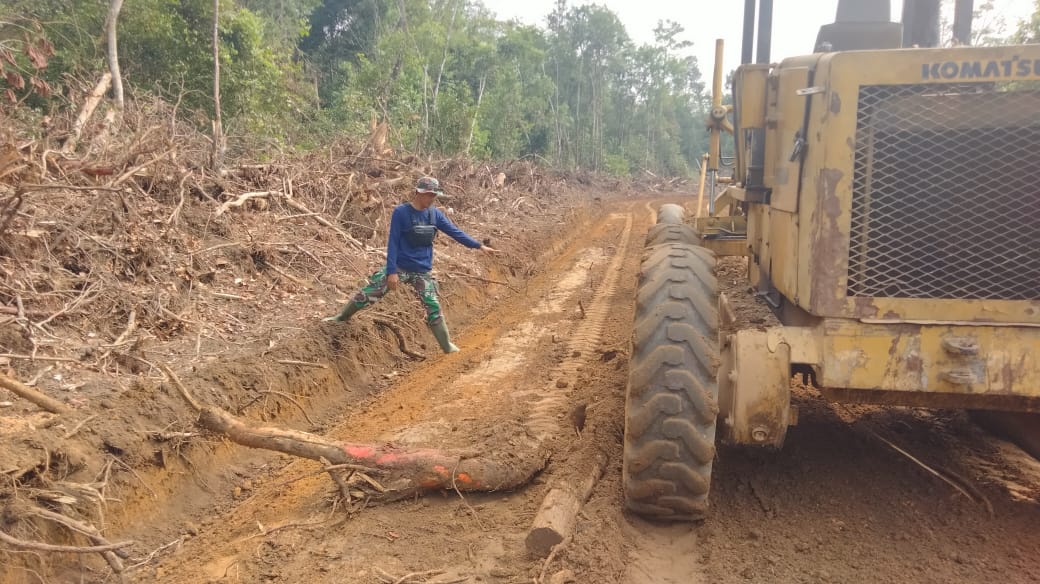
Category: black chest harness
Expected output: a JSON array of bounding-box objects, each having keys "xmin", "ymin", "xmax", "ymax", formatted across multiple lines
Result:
[{"xmin": 404, "ymin": 208, "xmax": 437, "ymax": 247}]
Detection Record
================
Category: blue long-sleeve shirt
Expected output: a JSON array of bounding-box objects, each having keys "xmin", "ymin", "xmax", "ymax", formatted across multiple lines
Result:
[{"xmin": 385, "ymin": 203, "xmax": 482, "ymax": 274}]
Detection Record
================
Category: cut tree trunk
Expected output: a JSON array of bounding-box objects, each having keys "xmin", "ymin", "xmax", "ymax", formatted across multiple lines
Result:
[
  {"xmin": 526, "ymin": 453, "xmax": 607, "ymax": 557},
  {"xmin": 161, "ymin": 364, "xmax": 547, "ymax": 499},
  {"xmin": 195, "ymin": 406, "xmax": 547, "ymax": 497}
]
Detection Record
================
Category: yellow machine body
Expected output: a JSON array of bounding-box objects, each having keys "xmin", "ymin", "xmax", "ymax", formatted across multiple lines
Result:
[{"xmin": 720, "ymin": 44, "xmax": 1040, "ymax": 417}]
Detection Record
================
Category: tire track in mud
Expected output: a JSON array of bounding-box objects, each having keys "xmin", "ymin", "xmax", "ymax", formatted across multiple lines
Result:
[
  {"xmin": 522, "ymin": 212, "xmax": 633, "ymax": 440},
  {"xmin": 143, "ymin": 205, "xmax": 645, "ymax": 584},
  {"xmin": 406, "ymin": 213, "xmax": 633, "ymax": 446},
  {"xmin": 622, "ymin": 522, "xmax": 704, "ymax": 584}
]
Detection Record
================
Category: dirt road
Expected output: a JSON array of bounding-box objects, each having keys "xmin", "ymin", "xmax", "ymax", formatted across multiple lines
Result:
[{"xmin": 106, "ymin": 200, "xmax": 1040, "ymax": 583}]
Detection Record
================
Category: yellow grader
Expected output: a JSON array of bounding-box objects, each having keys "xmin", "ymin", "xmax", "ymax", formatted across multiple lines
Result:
[{"xmin": 623, "ymin": 0, "xmax": 1040, "ymax": 520}]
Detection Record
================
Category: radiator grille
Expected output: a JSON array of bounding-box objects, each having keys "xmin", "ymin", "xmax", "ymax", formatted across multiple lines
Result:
[{"xmin": 847, "ymin": 84, "xmax": 1040, "ymax": 300}]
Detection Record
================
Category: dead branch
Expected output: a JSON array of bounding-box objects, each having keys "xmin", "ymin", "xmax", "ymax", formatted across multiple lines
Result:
[
  {"xmin": 0, "ymin": 371, "xmax": 73, "ymax": 415},
  {"xmin": 34, "ymin": 285, "xmax": 100, "ymax": 329},
  {"xmin": 266, "ymin": 263, "xmax": 312, "ymax": 290},
  {"xmin": 96, "ymin": 307, "xmax": 136, "ymax": 365},
  {"xmin": 275, "ymin": 359, "xmax": 327, "ymax": 369},
  {"xmin": 0, "ymin": 353, "xmax": 80, "ymax": 363},
  {"xmin": 374, "ymin": 568, "xmax": 456, "ymax": 584},
  {"xmin": 62, "ymin": 73, "xmax": 112, "ymax": 154},
  {"xmin": 334, "ymin": 172, "xmax": 356, "ymax": 220},
  {"xmin": 110, "ymin": 148, "xmax": 174, "ymax": 187},
  {"xmin": 24, "ymin": 504, "xmax": 131, "ymax": 572},
  {"xmin": 319, "ymin": 455, "xmax": 353, "ymax": 504},
  {"xmin": 193, "ymin": 241, "xmax": 242, "ymax": 255},
  {"xmin": 63, "ymin": 414, "xmax": 98, "ymax": 439},
  {"xmin": 16, "ymin": 184, "xmax": 123, "ymax": 193},
  {"xmin": 124, "ymin": 537, "xmax": 184, "ymax": 572},
  {"xmin": 536, "ymin": 535, "xmax": 572, "ymax": 584},
  {"xmin": 214, "ymin": 191, "xmax": 275, "ymax": 216},
  {"xmin": 165, "ymin": 172, "xmax": 191, "ymax": 225},
  {"xmin": 443, "ymin": 271, "xmax": 518, "ymax": 292},
  {"xmin": 373, "ymin": 319, "xmax": 425, "ymax": 361},
  {"xmin": 0, "ymin": 529, "xmax": 132, "ymax": 554},
  {"xmin": 255, "ymin": 390, "xmax": 316, "ymax": 426},
  {"xmin": 451, "ymin": 459, "xmax": 486, "ymax": 531},
  {"xmin": 281, "ymin": 196, "xmax": 367, "ymax": 250},
  {"xmin": 859, "ymin": 420, "xmax": 993, "ymax": 515},
  {"xmin": 159, "ymin": 364, "xmax": 202, "ymax": 412}
]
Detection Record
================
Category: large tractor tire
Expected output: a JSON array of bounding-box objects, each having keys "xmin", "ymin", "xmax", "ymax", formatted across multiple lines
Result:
[
  {"xmin": 656, "ymin": 203, "xmax": 685, "ymax": 225},
  {"xmin": 623, "ymin": 242, "xmax": 720, "ymax": 520},
  {"xmin": 645, "ymin": 223, "xmax": 701, "ymax": 247}
]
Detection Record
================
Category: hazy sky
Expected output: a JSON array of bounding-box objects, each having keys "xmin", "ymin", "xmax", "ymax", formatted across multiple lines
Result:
[{"xmin": 480, "ymin": 0, "xmax": 1036, "ymax": 74}]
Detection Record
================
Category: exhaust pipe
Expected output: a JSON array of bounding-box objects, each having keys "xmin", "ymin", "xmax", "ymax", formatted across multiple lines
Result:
[
  {"xmin": 756, "ymin": 0, "xmax": 773, "ymax": 64},
  {"xmin": 741, "ymin": 0, "xmax": 756, "ymax": 65},
  {"xmin": 741, "ymin": 0, "xmax": 773, "ymax": 65},
  {"xmin": 902, "ymin": 0, "xmax": 941, "ymax": 48},
  {"xmin": 952, "ymin": 0, "xmax": 975, "ymax": 45}
]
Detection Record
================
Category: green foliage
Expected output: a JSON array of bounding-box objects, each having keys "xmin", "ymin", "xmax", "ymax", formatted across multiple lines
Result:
[
  {"xmin": 9, "ymin": 0, "xmax": 712, "ymax": 175},
  {"xmin": 603, "ymin": 153, "xmax": 630, "ymax": 177},
  {"xmin": 1013, "ymin": 0, "xmax": 1040, "ymax": 43}
]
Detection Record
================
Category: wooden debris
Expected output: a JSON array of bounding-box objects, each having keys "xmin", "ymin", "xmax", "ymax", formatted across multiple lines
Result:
[
  {"xmin": 195, "ymin": 405, "xmax": 545, "ymax": 497},
  {"xmin": 62, "ymin": 72, "xmax": 113, "ymax": 154},
  {"xmin": 163, "ymin": 365, "xmax": 547, "ymax": 498},
  {"xmin": 0, "ymin": 371, "xmax": 73, "ymax": 415},
  {"xmin": 526, "ymin": 453, "xmax": 607, "ymax": 557}
]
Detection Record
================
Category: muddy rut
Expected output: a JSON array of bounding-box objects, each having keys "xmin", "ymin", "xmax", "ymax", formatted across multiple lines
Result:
[{"xmin": 104, "ymin": 200, "xmax": 1040, "ymax": 583}]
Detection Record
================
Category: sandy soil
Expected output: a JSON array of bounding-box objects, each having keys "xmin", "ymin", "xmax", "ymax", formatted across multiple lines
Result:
[{"xmin": 3, "ymin": 196, "xmax": 1039, "ymax": 584}]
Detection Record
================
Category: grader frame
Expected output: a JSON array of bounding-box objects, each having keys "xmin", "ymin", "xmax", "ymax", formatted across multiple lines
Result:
[{"xmin": 621, "ymin": 0, "xmax": 1040, "ymax": 520}]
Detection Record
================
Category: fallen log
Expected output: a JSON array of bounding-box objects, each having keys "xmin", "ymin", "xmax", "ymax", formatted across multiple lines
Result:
[
  {"xmin": 196, "ymin": 407, "xmax": 545, "ymax": 495},
  {"xmin": 162, "ymin": 365, "xmax": 546, "ymax": 498},
  {"xmin": 0, "ymin": 371, "xmax": 73, "ymax": 415},
  {"xmin": 526, "ymin": 452, "xmax": 607, "ymax": 557}
]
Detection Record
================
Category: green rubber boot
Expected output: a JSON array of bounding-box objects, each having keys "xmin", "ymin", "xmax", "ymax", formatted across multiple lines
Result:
[
  {"xmin": 323, "ymin": 302, "xmax": 362, "ymax": 323},
  {"xmin": 429, "ymin": 319, "xmax": 460, "ymax": 353}
]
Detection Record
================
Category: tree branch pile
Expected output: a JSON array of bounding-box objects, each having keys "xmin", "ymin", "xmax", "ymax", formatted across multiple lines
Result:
[
  {"xmin": 0, "ymin": 75, "xmax": 586, "ymax": 388},
  {"xmin": 0, "ymin": 74, "xmax": 586, "ymax": 579}
]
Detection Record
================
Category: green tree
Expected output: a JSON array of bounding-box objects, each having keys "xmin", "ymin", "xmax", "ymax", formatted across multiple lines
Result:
[{"xmin": 1013, "ymin": 0, "xmax": 1040, "ymax": 42}]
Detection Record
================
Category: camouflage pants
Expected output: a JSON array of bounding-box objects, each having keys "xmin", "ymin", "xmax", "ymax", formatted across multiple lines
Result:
[{"xmin": 349, "ymin": 268, "xmax": 443, "ymax": 325}]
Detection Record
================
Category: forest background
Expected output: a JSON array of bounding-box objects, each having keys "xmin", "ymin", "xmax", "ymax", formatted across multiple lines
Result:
[{"xmin": 2, "ymin": 0, "xmax": 1039, "ymax": 176}]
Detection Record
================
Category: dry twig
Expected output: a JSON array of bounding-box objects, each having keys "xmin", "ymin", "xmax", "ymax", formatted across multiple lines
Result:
[
  {"xmin": 444, "ymin": 271, "xmax": 517, "ymax": 292},
  {"xmin": 535, "ymin": 535, "xmax": 573, "ymax": 584},
  {"xmin": 373, "ymin": 319, "xmax": 426, "ymax": 361},
  {"xmin": 24, "ymin": 504, "xmax": 132, "ymax": 572},
  {"xmin": 0, "ymin": 529, "xmax": 131, "ymax": 554},
  {"xmin": 0, "ymin": 371, "xmax": 73, "ymax": 415},
  {"xmin": 841, "ymin": 406, "xmax": 994, "ymax": 516},
  {"xmin": 255, "ymin": 390, "xmax": 317, "ymax": 426},
  {"xmin": 275, "ymin": 359, "xmax": 327, "ymax": 368}
]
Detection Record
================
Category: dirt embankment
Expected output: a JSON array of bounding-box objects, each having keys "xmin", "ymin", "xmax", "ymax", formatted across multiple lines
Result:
[{"xmin": 0, "ymin": 98, "xmax": 626, "ymax": 582}]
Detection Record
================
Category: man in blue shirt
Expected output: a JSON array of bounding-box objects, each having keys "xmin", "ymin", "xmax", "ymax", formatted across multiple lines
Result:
[{"xmin": 324, "ymin": 176, "xmax": 498, "ymax": 353}]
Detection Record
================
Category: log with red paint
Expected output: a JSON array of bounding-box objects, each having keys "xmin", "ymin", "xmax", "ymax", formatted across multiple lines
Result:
[{"xmin": 195, "ymin": 404, "xmax": 547, "ymax": 497}]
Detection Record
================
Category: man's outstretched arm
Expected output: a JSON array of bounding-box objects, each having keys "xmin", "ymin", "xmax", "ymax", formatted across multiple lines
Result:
[{"xmin": 434, "ymin": 209, "xmax": 482, "ymax": 248}]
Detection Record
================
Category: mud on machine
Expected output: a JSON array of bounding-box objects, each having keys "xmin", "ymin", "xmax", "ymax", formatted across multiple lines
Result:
[{"xmin": 623, "ymin": 0, "xmax": 1040, "ymax": 519}]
